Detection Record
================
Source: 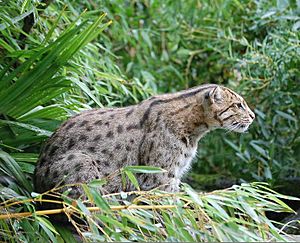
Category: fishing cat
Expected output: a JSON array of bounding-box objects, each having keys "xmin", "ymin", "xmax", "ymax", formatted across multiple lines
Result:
[{"xmin": 34, "ymin": 84, "xmax": 255, "ymax": 197}]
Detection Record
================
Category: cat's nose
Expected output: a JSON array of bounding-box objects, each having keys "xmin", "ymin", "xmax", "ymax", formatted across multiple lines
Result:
[{"xmin": 249, "ymin": 110, "xmax": 255, "ymax": 120}]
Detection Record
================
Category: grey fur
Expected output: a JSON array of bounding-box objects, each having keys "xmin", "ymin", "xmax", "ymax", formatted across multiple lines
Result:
[{"xmin": 34, "ymin": 84, "xmax": 255, "ymax": 196}]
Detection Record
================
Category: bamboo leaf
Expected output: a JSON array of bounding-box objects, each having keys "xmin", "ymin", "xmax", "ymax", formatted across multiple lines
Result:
[
  {"xmin": 36, "ymin": 216, "xmax": 59, "ymax": 243},
  {"xmin": 0, "ymin": 120, "xmax": 52, "ymax": 137},
  {"xmin": 0, "ymin": 150, "xmax": 32, "ymax": 192},
  {"xmin": 124, "ymin": 170, "xmax": 140, "ymax": 190},
  {"xmin": 124, "ymin": 166, "xmax": 166, "ymax": 174},
  {"xmin": 90, "ymin": 188, "xmax": 111, "ymax": 211},
  {"xmin": 88, "ymin": 179, "xmax": 107, "ymax": 188},
  {"xmin": 275, "ymin": 110, "xmax": 297, "ymax": 122}
]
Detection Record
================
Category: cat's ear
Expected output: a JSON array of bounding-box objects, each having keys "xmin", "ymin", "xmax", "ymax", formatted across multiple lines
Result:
[{"xmin": 206, "ymin": 86, "xmax": 223, "ymax": 103}]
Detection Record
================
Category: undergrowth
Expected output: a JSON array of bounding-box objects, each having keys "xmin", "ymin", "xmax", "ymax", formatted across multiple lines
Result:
[{"xmin": 0, "ymin": 0, "xmax": 299, "ymax": 241}]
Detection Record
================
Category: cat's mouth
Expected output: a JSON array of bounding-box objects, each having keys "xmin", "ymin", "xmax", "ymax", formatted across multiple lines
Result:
[
  {"xmin": 235, "ymin": 123, "xmax": 250, "ymax": 133},
  {"xmin": 227, "ymin": 122, "xmax": 251, "ymax": 133}
]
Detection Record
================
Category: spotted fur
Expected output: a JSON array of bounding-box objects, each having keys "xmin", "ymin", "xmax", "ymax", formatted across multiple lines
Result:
[{"xmin": 34, "ymin": 84, "xmax": 255, "ymax": 196}]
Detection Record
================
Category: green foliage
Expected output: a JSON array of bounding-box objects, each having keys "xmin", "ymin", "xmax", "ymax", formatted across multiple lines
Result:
[
  {"xmin": 46, "ymin": 0, "xmax": 299, "ymax": 184},
  {"xmin": 1, "ymin": 180, "xmax": 298, "ymax": 242},
  {"xmin": 193, "ymin": 0, "xmax": 300, "ymax": 185},
  {"xmin": 0, "ymin": 0, "xmax": 299, "ymax": 241}
]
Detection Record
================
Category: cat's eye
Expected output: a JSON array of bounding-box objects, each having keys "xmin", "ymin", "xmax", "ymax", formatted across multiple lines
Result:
[{"xmin": 237, "ymin": 103, "xmax": 245, "ymax": 110}]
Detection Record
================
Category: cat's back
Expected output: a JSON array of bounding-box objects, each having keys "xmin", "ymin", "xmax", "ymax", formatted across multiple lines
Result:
[{"xmin": 40, "ymin": 105, "xmax": 144, "ymax": 160}]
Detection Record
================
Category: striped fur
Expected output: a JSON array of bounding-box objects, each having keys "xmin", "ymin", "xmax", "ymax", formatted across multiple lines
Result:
[{"xmin": 34, "ymin": 84, "xmax": 255, "ymax": 197}]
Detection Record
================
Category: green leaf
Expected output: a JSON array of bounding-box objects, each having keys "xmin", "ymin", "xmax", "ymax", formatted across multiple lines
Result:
[
  {"xmin": 206, "ymin": 198, "xmax": 230, "ymax": 220},
  {"xmin": 10, "ymin": 153, "xmax": 38, "ymax": 163},
  {"xmin": 77, "ymin": 199, "xmax": 91, "ymax": 216},
  {"xmin": 183, "ymin": 183, "xmax": 203, "ymax": 207},
  {"xmin": 54, "ymin": 224, "xmax": 77, "ymax": 243},
  {"xmin": 71, "ymin": 78, "xmax": 102, "ymax": 107},
  {"xmin": 275, "ymin": 110, "xmax": 297, "ymax": 122},
  {"xmin": 250, "ymin": 142, "xmax": 268, "ymax": 158},
  {"xmin": 239, "ymin": 198, "xmax": 260, "ymax": 223},
  {"xmin": 97, "ymin": 214, "xmax": 127, "ymax": 230},
  {"xmin": 90, "ymin": 188, "xmax": 111, "ymax": 211},
  {"xmin": 88, "ymin": 179, "xmax": 107, "ymax": 188},
  {"xmin": 0, "ymin": 150, "xmax": 32, "ymax": 192},
  {"xmin": 36, "ymin": 216, "xmax": 59, "ymax": 235},
  {"xmin": 124, "ymin": 170, "xmax": 140, "ymax": 190},
  {"xmin": 0, "ymin": 120, "xmax": 52, "ymax": 137},
  {"xmin": 141, "ymin": 30, "xmax": 152, "ymax": 49},
  {"xmin": 36, "ymin": 216, "xmax": 59, "ymax": 243},
  {"xmin": 0, "ymin": 10, "xmax": 34, "ymax": 31},
  {"xmin": 224, "ymin": 138, "xmax": 240, "ymax": 152},
  {"xmin": 0, "ymin": 13, "xmax": 110, "ymax": 118},
  {"xmin": 18, "ymin": 105, "xmax": 67, "ymax": 121},
  {"xmin": 123, "ymin": 166, "xmax": 166, "ymax": 174},
  {"xmin": 18, "ymin": 161, "xmax": 35, "ymax": 173}
]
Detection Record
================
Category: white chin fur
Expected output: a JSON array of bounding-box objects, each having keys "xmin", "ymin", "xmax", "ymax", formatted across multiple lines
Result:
[{"xmin": 235, "ymin": 125, "xmax": 249, "ymax": 133}]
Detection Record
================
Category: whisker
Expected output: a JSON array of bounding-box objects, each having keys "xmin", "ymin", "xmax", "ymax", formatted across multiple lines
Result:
[
  {"xmin": 225, "ymin": 123, "xmax": 240, "ymax": 133},
  {"xmin": 231, "ymin": 124, "xmax": 240, "ymax": 132}
]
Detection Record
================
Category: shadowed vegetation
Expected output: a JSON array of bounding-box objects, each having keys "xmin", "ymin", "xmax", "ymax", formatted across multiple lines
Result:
[{"xmin": 0, "ymin": 0, "xmax": 299, "ymax": 241}]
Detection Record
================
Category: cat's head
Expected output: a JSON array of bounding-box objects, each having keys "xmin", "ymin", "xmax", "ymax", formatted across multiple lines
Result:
[{"xmin": 204, "ymin": 86, "xmax": 255, "ymax": 133}]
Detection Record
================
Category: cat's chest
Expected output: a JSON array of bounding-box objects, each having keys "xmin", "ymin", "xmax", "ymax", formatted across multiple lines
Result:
[{"xmin": 174, "ymin": 146, "xmax": 197, "ymax": 178}]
